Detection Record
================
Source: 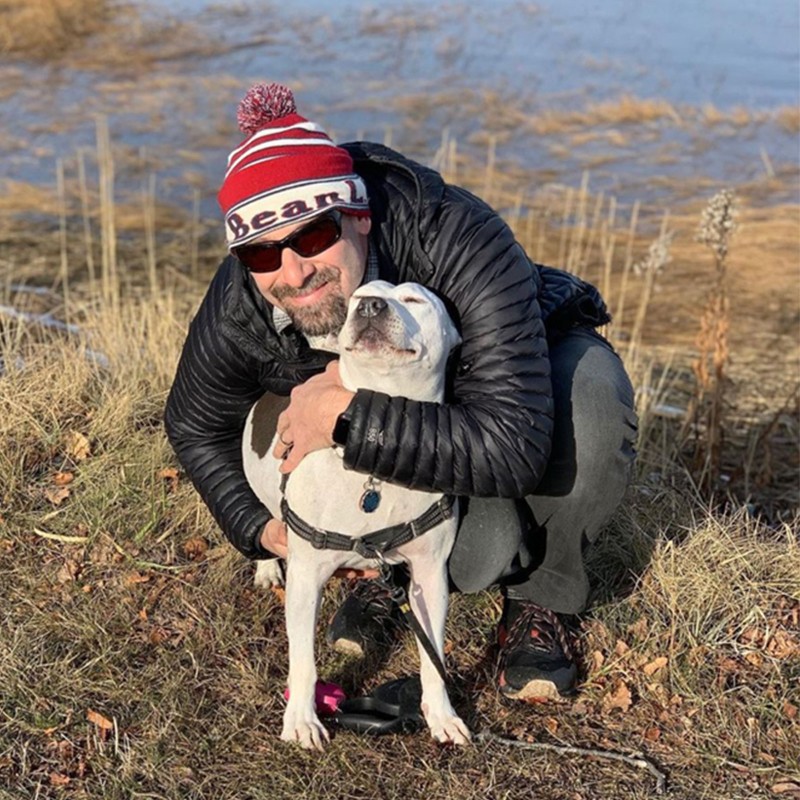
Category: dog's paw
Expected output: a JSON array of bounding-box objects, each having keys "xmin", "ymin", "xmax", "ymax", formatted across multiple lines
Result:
[
  {"xmin": 426, "ymin": 713, "xmax": 472, "ymax": 746},
  {"xmin": 254, "ymin": 558, "xmax": 284, "ymax": 589},
  {"xmin": 281, "ymin": 709, "xmax": 330, "ymax": 752}
]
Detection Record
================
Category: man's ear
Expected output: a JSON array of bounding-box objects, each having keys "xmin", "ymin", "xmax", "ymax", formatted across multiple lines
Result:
[{"xmin": 353, "ymin": 215, "xmax": 372, "ymax": 236}]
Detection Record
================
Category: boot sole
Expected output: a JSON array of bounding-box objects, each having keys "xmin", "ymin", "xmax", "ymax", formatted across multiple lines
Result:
[
  {"xmin": 330, "ymin": 638, "xmax": 366, "ymax": 658},
  {"xmin": 499, "ymin": 673, "xmax": 576, "ymax": 702}
]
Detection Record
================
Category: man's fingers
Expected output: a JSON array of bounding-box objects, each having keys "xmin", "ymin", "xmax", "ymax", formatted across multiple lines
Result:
[
  {"xmin": 272, "ymin": 439, "xmax": 292, "ymax": 460},
  {"xmin": 279, "ymin": 446, "xmax": 302, "ymax": 474},
  {"xmin": 333, "ymin": 568, "xmax": 381, "ymax": 579}
]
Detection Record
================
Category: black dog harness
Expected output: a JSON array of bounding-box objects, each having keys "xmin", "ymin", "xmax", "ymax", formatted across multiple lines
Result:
[{"xmin": 280, "ymin": 491, "xmax": 456, "ymax": 559}]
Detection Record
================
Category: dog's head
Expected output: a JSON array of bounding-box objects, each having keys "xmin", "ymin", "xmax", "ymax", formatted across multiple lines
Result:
[{"xmin": 337, "ymin": 281, "xmax": 461, "ymax": 402}]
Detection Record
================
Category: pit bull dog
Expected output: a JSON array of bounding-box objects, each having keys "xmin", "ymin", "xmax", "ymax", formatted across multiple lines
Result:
[{"xmin": 242, "ymin": 280, "xmax": 471, "ymax": 750}]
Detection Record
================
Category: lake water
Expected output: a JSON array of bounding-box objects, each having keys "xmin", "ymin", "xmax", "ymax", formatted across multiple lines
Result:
[{"xmin": 2, "ymin": 0, "xmax": 798, "ymax": 214}]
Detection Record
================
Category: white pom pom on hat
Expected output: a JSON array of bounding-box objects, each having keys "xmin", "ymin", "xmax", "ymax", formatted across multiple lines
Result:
[
  {"xmin": 236, "ymin": 83, "xmax": 297, "ymax": 135},
  {"xmin": 218, "ymin": 82, "xmax": 370, "ymax": 250}
]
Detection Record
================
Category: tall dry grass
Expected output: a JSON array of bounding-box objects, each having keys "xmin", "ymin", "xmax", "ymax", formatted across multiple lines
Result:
[
  {"xmin": 0, "ymin": 127, "xmax": 798, "ymax": 799},
  {"xmin": 0, "ymin": 0, "xmax": 111, "ymax": 59}
]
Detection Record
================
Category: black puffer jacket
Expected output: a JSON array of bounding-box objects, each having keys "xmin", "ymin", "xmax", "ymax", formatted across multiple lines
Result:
[{"xmin": 164, "ymin": 143, "xmax": 609, "ymax": 559}]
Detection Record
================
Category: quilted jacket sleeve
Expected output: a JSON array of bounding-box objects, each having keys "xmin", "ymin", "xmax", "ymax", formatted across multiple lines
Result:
[
  {"xmin": 164, "ymin": 267, "xmax": 274, "ymax": 559},
  {"xmin": 341, "ymin": 184, "xmax": 553, "ymax": 498}
]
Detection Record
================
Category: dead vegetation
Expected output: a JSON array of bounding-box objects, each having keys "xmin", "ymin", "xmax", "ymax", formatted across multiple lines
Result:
[{"xmin": 0, "ymin": 0, "xmax": 113, "ymax": 60}]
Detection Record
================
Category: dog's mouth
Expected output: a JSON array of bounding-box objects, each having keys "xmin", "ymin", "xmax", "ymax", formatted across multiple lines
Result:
[{"xmin": 344, "ymin": 325, "xmax": 416, "ymax": 356}]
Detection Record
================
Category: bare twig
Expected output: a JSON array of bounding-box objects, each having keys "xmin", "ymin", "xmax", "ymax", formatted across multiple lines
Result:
[{"xmin": 477, "ymin": 729, "xmax": 668, "ymax": 795}]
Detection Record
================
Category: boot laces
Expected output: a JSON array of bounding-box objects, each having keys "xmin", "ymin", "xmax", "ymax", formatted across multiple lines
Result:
[
  {"xmin": 502, "ymin": 602, "xmax": 574, "ymax": 663},
  {"xmin": 351, "ymin": 579, "xmax": 394, "ymax": 615}
]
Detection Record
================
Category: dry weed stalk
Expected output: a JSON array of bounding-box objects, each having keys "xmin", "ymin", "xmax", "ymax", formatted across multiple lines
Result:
[
  {"xmin": 685, "ymin": 189, "xmax": 737, "ymax": 495},
  {"xmin": 627, "ymin": 215, "xmax": 673, "ymax": 368}
]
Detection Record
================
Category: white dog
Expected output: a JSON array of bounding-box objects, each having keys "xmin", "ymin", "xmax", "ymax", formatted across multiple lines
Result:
[{"xmin": 242, "ymin": 280, "xmax": 471, "ymax": 750}]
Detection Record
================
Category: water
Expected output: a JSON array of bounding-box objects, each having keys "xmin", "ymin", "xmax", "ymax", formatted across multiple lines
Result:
[{"xmin": 1, "ymin": 0, "xmax": 797, "ymax": 214}]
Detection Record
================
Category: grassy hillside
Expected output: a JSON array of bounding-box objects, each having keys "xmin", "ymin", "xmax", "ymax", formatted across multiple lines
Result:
[{"xmin": 0, "ymin": 132, "xmax": 797, "ymax": 798}]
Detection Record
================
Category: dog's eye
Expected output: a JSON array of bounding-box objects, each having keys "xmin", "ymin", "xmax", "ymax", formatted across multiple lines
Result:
[{"xmin": 402, "ymin": 296, "xmax": 425, "ymax": 304}]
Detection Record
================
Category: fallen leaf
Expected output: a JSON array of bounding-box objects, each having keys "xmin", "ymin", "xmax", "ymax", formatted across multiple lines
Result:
[
  {"xmin": 160, "ymin": 467, "xmax": 179, "ymax": 492},
  {"xmin": 744, "ymin": 651, "xmax": 764, "ymax": 667},
  {"xmin": 643, "ymin": 656, "xmax": 668, "ymax": 676},
  {"xmin": 182, "ymin": 536, "xmax": 208, "ymax": 561},
  {"xmin": 270, "ymin": 585, "xmax": 286, "ymax": 603},
  {"xmin": 124, "ymin": 572, "xmax": 151, "ymax": 586},
  {"xmin": 49, "ymin": 773, "xmax": 71, "ymax": 786},
  {"xmin": 86, "ymin": 709, "xmax": 113, "ymax": 731},
  {"xmin": 771, "ymin": 781, "xmax": 800, "ymax": 796},
  {"xmin": 53, "ymin": 471, "xmax": 74, "ymax": 486},
  {"xmin": 44, "ymin": 486, "xmax": 71, "ymax": 506},
  {"xmin": 767, "ymin": 631, "xmax": 799, "ymax": 659},
  {"xmin": 65, "ymin": 431, "xmax": 91, "ymax": 461},
  {"xmin": 56, "ymin": 560, "xmax": 81, "ymax": 584},
  {"xmin": 591, "ymin": 650, "xmax": 605, "ymax": 672},
  {"xmin": 644, "ymin": 726, "xmax": 661, "ymax": 742},
  {"xmin": 784, "ymin": 701, "xmax": 798, "ymax": 720},
  {"xmin": 614, "ymin": 639, "xmax": 630, "ymax": 657},
  {"xmin": 627, "ymin": 617, "xmax": 649, "ymax": 640},
  {"xmin": 602, "ymin": 681, "xmax": 633, "ymax": 714},
  {"xmin": 544, "ymin": 717, "xmax": 559, "ymax": 735},
  {"xmin": 149, "ymin": 627, "xmax": 170, "ymax": 645},
  {"xmin": 138, "ymin": 608, "xmax": 148, "ymax": 621},
  {"xmin": 741, "ymin": 627, "xmax": 761, "ymax": 645}
]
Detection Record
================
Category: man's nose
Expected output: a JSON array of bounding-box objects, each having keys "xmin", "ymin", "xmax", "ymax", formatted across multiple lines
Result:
[
  {"xmin": 356, "ymin": 296, "xmax": 388, "ymax": 318},
  {"xmin": 280, "ymin": 247, "xmax": 315, "ymax": 287}
]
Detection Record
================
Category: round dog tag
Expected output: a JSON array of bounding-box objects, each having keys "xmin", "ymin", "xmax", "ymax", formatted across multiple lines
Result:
[
  {"xmin": 360, "ymin": 489, "xmax": 381, "ymax": 513},
  {"xmin": 360, "ymin": 476, "xmax": 382, "ymax": 513}
]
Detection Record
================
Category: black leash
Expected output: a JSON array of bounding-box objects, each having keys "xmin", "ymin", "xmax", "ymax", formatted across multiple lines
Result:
[{"xmin": 373, "ymin": 559, "xmax": 449, "ymax": 685}]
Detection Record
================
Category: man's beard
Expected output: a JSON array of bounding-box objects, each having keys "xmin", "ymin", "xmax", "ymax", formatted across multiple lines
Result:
[{"xmin": 271, "ymin": 267, "xmax": 348, "ymax": 337}]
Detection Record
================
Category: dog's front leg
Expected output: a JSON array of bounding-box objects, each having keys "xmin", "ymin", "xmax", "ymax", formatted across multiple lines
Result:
[
  {"xmin": 407, "ymin": 558, "xmax": 471, "ymax": 745},
  {"xmin": 281, "ymin": 554, "xmax": 331, "ymax": 751}
]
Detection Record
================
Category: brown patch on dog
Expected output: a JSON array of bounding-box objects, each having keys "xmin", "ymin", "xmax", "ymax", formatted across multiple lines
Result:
[{"xmin": 250, "ymin": 394, "xmax": 290, "ymax": 458}]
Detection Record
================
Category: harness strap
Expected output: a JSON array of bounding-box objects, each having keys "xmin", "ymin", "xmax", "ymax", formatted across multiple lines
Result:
[{"xmin": 280, "ymin": 494, "xmax": 456, "ymax": 559}]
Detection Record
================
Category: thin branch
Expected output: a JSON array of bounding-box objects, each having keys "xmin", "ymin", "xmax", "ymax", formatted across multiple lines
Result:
[{"xmin": 477, "ymin": 729, "xmax": 667, "ymax": 795}]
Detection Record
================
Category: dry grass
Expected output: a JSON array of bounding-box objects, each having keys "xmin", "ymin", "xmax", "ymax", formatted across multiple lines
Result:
[
  {"xmin": 0, "ymin": 0, "xmax": 112, "ymax": 59},
  {"xmin": 529, "ymin": 94, "xmax": 683, "ymax": 136},
  {"xmin": 0, "ymin": 108, "xmax": 798, "ymax": 800},
  {"xmin": 775, "ymin": 106, "xmax": 800, "ymax": 135}
]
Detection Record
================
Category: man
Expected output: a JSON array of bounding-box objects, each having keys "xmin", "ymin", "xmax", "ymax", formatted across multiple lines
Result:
[{"xmin": 165, "ymin": 83, "xmax": 637, "ymax": 700}]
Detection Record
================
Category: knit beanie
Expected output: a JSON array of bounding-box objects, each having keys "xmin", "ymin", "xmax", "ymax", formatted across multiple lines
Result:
[{"xmin": 218, "ymin": 83, "xmax": 370, "ymax": 249}]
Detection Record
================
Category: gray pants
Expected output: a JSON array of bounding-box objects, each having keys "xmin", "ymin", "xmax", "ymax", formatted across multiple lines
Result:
[{"xmin": 448, "ymin": 327, "xmax": 638, "ymax": 614}]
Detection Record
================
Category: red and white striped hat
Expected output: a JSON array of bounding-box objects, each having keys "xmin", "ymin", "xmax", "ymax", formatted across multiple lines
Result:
[{"xmin": 218, "ymin": 83, "xmax": 370, "ymax": 249}]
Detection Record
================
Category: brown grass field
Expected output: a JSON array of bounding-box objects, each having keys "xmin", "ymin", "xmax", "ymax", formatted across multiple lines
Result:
[{"xmin": 1, "ymin": 2, "xmax": 798, "ymax": 799}]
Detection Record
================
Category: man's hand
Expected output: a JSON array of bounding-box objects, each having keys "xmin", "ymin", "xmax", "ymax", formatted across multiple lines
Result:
[
  {"xmin": 273, "ymin": 360, "xmax": 353, "ymax": 473},
  {"xmin": 260, "ymin": 519, "xmax": 378, "ymax": 578},
  {"xmin": 260, "ymin": 518, "xmax": 288, "ymax": 559}
]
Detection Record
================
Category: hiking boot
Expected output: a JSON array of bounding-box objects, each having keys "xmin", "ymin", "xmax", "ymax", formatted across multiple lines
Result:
[
  {"xmin": 497, "ymin": 598, "xmax": 578, "ymax": 700},
  {"xmin": 326, "ymin": 578, "xmax": 403, "ymax": 657}
]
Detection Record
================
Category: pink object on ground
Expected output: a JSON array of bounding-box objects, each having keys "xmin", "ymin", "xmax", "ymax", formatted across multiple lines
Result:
[{"xmin": 283, "ymin": 681, "xmax": 346, "ymax": 716}]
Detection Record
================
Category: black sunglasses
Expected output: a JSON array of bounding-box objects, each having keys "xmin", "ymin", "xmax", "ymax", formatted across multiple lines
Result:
[{"xmin": 233, "ymin": 210, "xmax": 343, "ymax": 273}]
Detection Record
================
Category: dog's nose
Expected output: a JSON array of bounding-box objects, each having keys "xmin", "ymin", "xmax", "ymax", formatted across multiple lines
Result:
[{"xmin": 356, "ymin": 296, "xmax": 388, "ymax": 319}]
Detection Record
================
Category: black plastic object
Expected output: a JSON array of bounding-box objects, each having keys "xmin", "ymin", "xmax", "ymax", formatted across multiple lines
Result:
[{"xmin": 333, "ymin": 676, "xmax": 424, "ymax": 735}]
